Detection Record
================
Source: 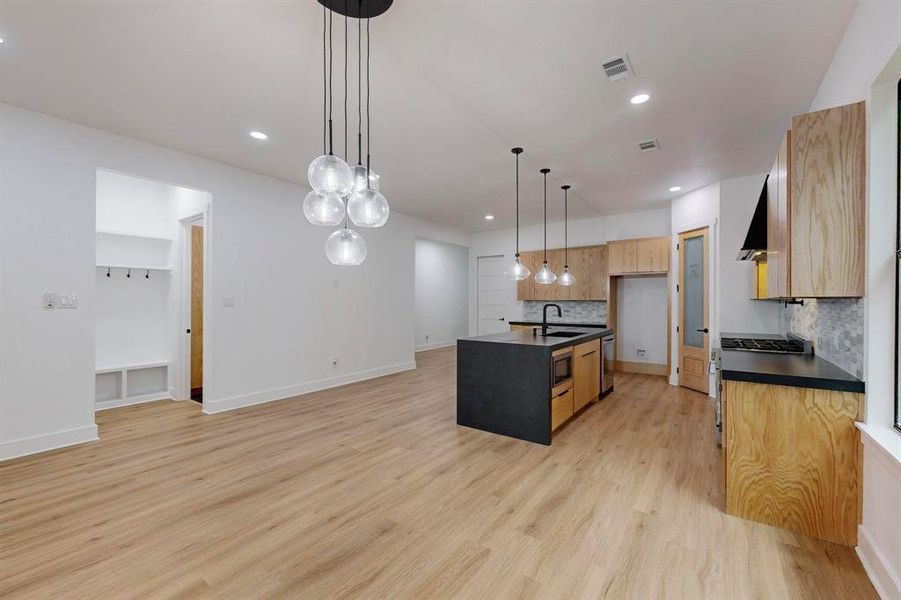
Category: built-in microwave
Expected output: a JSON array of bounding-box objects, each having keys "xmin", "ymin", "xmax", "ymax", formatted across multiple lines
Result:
[{"xmin": 552, "ymin": 349, "xmax": 573, "ymax": 387}]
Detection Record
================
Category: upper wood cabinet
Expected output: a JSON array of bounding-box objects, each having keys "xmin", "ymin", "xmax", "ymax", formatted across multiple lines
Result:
[
  {"xmin": 766, "ymin": 131, "xmax": 791, "ymax": 298},
  {"xmin": 765, "ymin": 101, "xmax": 866, "ymax": 298},
  {"xmin": 790, "ymin": 101, "xmax": 866, "ymax": 297},
  {"xmin": 608, "ymin": 236, "xmax": 670, "ymax": 275},
  {"xmin": 516, "ymin": 245, "xmax": 608, "ymax": 301}
]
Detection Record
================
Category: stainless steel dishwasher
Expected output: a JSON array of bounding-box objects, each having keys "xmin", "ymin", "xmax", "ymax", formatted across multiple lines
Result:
[{"xmin": 601, "ymin": 334, "xmax": 615, "ymax": 396}]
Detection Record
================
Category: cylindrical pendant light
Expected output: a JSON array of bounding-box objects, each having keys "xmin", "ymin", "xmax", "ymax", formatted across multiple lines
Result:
[
  {"xmin": 558, "ymin": 185, "xmax": 576, "ymax": 286},
  {"xmin": 508, "ymin": 147, "xmax": 530, "ymax": 281},
  {"xmin": 534, "ymin": 168, "xmax": 557, "ymax": 285}
]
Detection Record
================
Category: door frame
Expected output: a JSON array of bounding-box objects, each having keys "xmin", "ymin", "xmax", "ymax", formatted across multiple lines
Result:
[
  {"xmin": 476, "ymin": 254, "xmax": 507, "ymax": 335},
  {"xmin": 177, "ymin": 208, "xmax": 212, "ymax": 408},
  {"xmin": 675, "ymin": 223, "xmax": 713, "ymax": 394}
]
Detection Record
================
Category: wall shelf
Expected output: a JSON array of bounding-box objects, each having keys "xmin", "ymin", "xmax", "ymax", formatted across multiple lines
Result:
[
  {"xmin": 95, "ymin": 263, "xmax": 172, "ymax": 271},
  {"xmin": 96, "ymin": 228, "xmax": 174, "ymax": 242}
]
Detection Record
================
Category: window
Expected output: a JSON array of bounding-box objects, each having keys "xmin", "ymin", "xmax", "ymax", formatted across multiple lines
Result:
[{"xmin": 895, "ymin": 77, "xmax": 901, "ymax": 431}]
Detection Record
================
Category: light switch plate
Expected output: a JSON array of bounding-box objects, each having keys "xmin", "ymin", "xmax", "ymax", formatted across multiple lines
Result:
[
  {"xmin": 221, "ymin": 297, "xmax": 236, "ymax": 308},
  {"xmin": 58, "ymin": 295, "xmax": 78, "ymax": 309},
  {"xmin": 43, "ymin": 292, "xmax": 57, "ymax": 309}
]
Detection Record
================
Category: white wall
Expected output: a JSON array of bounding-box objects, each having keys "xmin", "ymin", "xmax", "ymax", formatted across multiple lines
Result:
[
  {"xmin": 0, "ymin": 104, "xmax": 471, "ymax": 459},
  {"xmin": 719, "ymin": 174, "xmax": 781, "ymax": 334},
  {"xmin": 615, "ymin": 276, "xmax": 668, "ymax": 366},
  {"xmin": 809, "ymin": 1, "xmax": 901, "ymax": 595},
  {"xmin": 414, "ymin": 238, "xmax": 469, "ymax": 351},
  {"xmin": 468, "ymin": 208, "xmax": 671, "ymax": 334}
]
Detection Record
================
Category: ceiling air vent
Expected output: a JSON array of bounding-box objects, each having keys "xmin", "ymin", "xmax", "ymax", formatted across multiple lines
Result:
[
  {"xmin": 601, "ymin": 54, "xmax": 634, "ymax": 81},
  {"xmin": 638, "ymin": 138, "xmax": 660, "ymax": 152}
]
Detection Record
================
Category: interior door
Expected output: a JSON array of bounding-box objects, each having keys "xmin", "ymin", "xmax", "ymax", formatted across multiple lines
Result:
[
  {"xmin": 477, "ymin": 255, "xmax": 507, "ymax": 335},
  {"xmin": 190, "ymin": 225, "xmax": 204, "ymax": 400},
  {"xmin": 678, "ymin": 227, "xmax": 709, "ymax": 393}
]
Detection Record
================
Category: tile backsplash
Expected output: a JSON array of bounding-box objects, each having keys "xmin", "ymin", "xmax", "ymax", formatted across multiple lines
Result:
[
  {"xmin": 522, "ymin": 301, "xmax": 607, "ymax": 324},
  {"xmin": 780, "ymin": 298, "xmax": 864, "ymax": 379}
]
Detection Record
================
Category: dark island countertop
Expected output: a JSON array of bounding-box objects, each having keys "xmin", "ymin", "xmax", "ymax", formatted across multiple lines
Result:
[
  {"xmin": 508, "ymin": 320, "xmax": 607, "ymax": 329},
  {"xmin": 718, "ymin": 333, "xmax": 864, "ymax": 394},
  {"xmin": 460, "ymin": 327, "xmax": 613, "ymax": 351}
]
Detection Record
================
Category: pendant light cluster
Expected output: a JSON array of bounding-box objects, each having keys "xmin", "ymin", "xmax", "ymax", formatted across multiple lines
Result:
[
  {"xmin": 305, "ymin": 1, "xmax": 390, "ymax": 266},
  {"xmin": 507, "ymin": 148, "xmax": 575, "ymax": 287}
]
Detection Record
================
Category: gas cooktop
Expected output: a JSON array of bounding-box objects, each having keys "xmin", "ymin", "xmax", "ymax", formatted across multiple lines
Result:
[{"xmin": 720, "ymin": 337, "xmax": 807, "ymax": 354}]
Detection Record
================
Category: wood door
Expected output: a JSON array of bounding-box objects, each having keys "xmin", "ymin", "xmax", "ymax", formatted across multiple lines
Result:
[
  {"xmin": 767, "ymin": 132, "xmax": 790, "ymax": 298},
  {"xmin": 790, "ymin": 101, "xmax": 866, "ymax": 297},
  {"xmin": 573, "ymin": 339, "xmax": 601, "ymax": 411},
  {"xmin": 190, "ymin": 225, "xmax": 204, "ymax": 395},
  {"xmin": 477, "ymin": 256, "xmax": 508, "ymax": 334},
  {"xmin": 678, "ymin": 227, "xmax": 709, "ymax": 394}
]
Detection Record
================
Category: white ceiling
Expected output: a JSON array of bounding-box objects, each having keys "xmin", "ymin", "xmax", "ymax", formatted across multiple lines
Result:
[{"xmin": 0, "ymin": 0, "xmax": 856, "ymax": 232}]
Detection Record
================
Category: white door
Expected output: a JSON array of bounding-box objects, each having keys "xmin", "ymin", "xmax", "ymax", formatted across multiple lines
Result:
[{"xmin": 478, "ymin": 256, "xmax": 507, "ymax": 335}]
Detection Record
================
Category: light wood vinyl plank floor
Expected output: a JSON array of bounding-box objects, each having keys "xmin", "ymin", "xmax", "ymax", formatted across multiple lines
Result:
[{"xmin": 0, "ymin": 348, "xmax": 876, "ymax": 599}]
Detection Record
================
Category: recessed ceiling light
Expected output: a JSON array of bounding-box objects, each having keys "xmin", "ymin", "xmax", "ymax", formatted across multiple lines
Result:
[
  {"xmin": 630, "ymin": 93, "xmax": 650, "ymax": 105},
  {"xmin": 249, "ymin": 131, "xmax": 268, "ymax": 140},
  {"xmin": 669, "ymin": 186, "xmax": 682, "ymax": 192},
  {"xmin": 0, "ymin": 38, "xmax": 5, "ymax": 44},
  {"xmin": 484, "ymin": 215, "xmax": 495, "ymax": 221}
]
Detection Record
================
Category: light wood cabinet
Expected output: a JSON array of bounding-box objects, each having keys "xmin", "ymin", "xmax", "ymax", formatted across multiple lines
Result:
[
  {"xmin": 723, "ymin": 380, "xmax": 863, "ymax": 546},
  {"xmin": 515, "ymin": 245, "xmax": 608, "ymax": 301},
  {"xmin": 573, "ymin": 339, "xmax": 601, "ymax": 412},
  {"xmin": 608, "ymin": 236, "xmax": 669, "ymax": 275},
  {"xmin": 551, "ymin": 380, "xmax": 574, "ymax": 432},
  {"xmin": 789, "ymin": 101, "xmax": 866, "ymax": 297},
  {"xmin": 766, "ymin": 131, "xmax": 791, "ymax": 298},
  {"xmin": 765, "ymin": 101, "xmax": 866, "ymax": 298}
]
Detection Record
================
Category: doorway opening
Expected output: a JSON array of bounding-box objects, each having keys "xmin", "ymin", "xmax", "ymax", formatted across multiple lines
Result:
[{"xmin": 93, "ymin": 169, "xmax": 211, "ymax": 412}]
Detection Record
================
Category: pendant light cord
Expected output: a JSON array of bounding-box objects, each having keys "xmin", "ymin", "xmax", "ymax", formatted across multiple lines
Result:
[
  {"xmin": 515, "ymin": 152, "xmax": 519, "ymax": 256},
  {"xmin": 564, "ymin": 187, "xmax": 568, "ymax": 267},
  {"xmin": 322, "ymin": 4, "xmax": 326, "ymax": 155},
  {"xmin": 357, "ymin": 12, "xmax": 362, "ymax": 165},
  {"xmin": 366, "ymin": 17, "xmax": 371, "ymax": 181},
  {"xmin": 344, "ymin": 5, "xmax": 348, "ymax": 160},
  {"xmin": 327, "ymin": 8, "xmax": 334, "ymax": 155},
  {"xmin": 542, "ymin": 170, "xmax": 548, "ymax": 263}
]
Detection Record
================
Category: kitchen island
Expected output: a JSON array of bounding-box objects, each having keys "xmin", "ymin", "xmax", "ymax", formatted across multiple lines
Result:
[{"xmin": 457, "ymin": 326, "xmax": 613, "ymax": 445}]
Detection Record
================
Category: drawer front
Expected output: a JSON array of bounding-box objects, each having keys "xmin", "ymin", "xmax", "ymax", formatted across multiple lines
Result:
[
  {"xmin": 551, "ymin": 388, "xmax": 574, "ymax": 432},
  {"xmin": 575, "ymin": 338, "xmax": 600, "ymax": 356}
]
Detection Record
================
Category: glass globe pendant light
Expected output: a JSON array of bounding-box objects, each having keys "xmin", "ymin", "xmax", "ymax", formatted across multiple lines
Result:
[
  {"xmin": 306, "ymin": 6, "xmax": 353, "ymax": 220},
  {"xmin": 326, "ymin": 225, "xmax": 367, "ymax": 266},
  {"xmin": 347, "ymin": 17, "xmax": 389, "ymax": 228},
  {"xmin": 507, "ymin": 147, "xmax": 530, "ymax": 281},
  {"xmin": 534, "ymin": 168, "xmax": 557, "ymax": 285},
  {"xmin": 557, "ymin": 185, "xmax": 576, "ymax": 286}
]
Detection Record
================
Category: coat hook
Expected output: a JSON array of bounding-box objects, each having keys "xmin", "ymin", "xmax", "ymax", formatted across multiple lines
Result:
[
  {"xmin": 106, "ymin": 267, "xmax": 111, "ymax": 278},
  {"xmin": 145, "ymin": 269, "xmax": 150, "ymax": 279},
  {"xmin": 126, "ymin": 268, "xmax": 131, "ymax": 279}
]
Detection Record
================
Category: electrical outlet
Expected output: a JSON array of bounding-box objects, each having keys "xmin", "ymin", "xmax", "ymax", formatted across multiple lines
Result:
[
  {"xmin": 636, "ymin": 348, "xmax": 646, "ymax": 358},
  {"xmin": 58, "ymin": 295, "xmax": 78, "ymax": 309},
  {"xmin": 221, "ymin": 297, "xmax": 236, "ymax": 308},
  {"xmin": 331, "ymin": 358, "xmax": 339, "ymax": 368}
]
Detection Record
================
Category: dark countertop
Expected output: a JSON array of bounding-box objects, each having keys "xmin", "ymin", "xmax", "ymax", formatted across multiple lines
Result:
[
  {"xmin": 508, "ymin": 320, "xmax": 607, "ymax": 328},
  {"xmin": 718, "ymin": 333, "xmax": 864, "ymax": 393},
  {"xmin": 460, "ymin": 327, "xmax": 613, "ymax": 351}
]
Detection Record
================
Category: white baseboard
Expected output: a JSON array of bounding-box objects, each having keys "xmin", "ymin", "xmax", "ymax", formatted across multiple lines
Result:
[
  {"xmin": 0, "ymin": 424, "xmax": 98, "ymax": 461},
  {"xmin": 857, "ymin": 525, "xmax": 901, "ymax": 600},
  {"xmin": 202, "ymin": 361, "xmax": 417, "ymax": 415},
  {"xmin": 415, "ymin": 340, "xmax": 457, "ymax": 352},
  {"xmin": 95, "ymin": 392, "xmax": 171, "ymax": 411}
]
